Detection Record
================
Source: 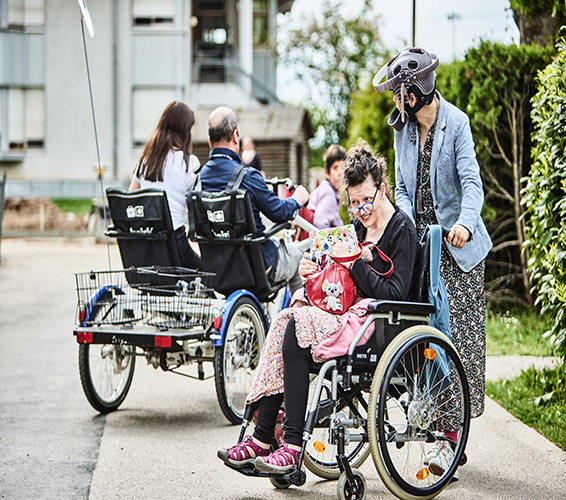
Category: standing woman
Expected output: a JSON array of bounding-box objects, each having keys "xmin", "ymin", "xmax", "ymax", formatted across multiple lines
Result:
[
  {"xmin": 373, "ymin": 47, "xmax": 492, "ymax": 478},
  {"xmin": 129, "ymin": 100, "xmax": 202, "ymax": 270}
]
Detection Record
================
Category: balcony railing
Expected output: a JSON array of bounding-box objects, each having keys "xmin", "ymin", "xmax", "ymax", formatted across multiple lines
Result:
[{"xmin": 193, "ymin": 57, "xmax": 280, "ymax": 105}]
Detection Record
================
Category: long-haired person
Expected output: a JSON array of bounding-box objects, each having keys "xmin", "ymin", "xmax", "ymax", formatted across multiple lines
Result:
[{"xmin": 129, "ymin": 100, "xmax": 202, "ymax": 269}]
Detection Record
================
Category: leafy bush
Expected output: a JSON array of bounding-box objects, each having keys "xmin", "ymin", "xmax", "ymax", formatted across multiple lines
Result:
[{"xmin": 523, "ymin": 37, "xmax": 566, "ymax": 360}]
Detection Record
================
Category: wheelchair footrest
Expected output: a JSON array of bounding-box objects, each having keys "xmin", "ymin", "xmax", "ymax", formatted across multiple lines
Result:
[{"xmin": 223, "ymin": 463, "xmax": 306, "ymax": 486}]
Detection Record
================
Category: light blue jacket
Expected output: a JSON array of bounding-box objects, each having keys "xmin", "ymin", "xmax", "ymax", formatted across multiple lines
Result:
[{"xmin": 394, "ymin": 92, "xmax": 492, "ymax": 272}]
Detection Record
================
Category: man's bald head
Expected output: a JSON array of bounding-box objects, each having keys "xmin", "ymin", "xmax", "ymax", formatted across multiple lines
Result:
[{"xmin": 207, "ymin": 107, "xmax": 239, "ymax": 148}]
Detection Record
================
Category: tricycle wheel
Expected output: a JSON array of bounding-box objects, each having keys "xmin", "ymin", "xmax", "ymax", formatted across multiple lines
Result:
[
  {"xmin": 337, "ymin": 469, "xmax": 366, "ymax": 500},
  {"xmin": 78, "ymin": 342, "xmax": 135, "ymax": 413},
  {"xmin": 214, "ymin": 296, "xmax": 265, "ymax": 424}
]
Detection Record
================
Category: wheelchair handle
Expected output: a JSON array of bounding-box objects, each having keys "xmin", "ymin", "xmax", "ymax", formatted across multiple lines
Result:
[
  {"xmin": 442, "ymin": 227, "xmax": 472, "ymax": 242},
  {"xmin": 266, "ymin": 176, "xmax": 296, "ymax": 193}
]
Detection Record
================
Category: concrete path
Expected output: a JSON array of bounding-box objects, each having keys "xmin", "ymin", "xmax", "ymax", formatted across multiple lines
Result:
[{"xmin": 1, "ymin": 238, "xmax": 564, "ymax": 500}]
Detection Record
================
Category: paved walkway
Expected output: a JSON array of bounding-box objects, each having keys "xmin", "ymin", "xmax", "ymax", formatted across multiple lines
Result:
[{"xmin": 1, "ymin": 238, "xmax": 565, "ymax": 500}]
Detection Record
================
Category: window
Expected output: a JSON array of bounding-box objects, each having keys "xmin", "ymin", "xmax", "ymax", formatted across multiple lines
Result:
[
  {"xmin": 253, "ymin": 1, "xmax": 268, "ymax": 46},
  {"xmin": 0, "ymin": 0, "xmax": 45, "ymax": 153},
  {"xmin": 131, "ymin": 0, "xmax": 184, "ymax": 148},
  {"xmin": 0, "ymin": 88, "xmax": 44, "ymax": 149},
  {"xmin": 3, "ymin": 0, "xmax": 45, "ymax": 27},
  {"xmin": 132, "ymin": 88, "xmax": 176, "ymax": 148},
  {"xmin": 133, "ymin": 0, "xmax": 174, "ymax": 27}
]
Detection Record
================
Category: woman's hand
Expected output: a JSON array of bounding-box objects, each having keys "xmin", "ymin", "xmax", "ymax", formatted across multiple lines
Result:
[
  {"xmin": 330, "ymin": 241, "xmax": 351, "ymax": 268},
  {"xmin": 360, "ymin": 243, "xmax": 373, "ymax": 261},
  {"xmin": 446, "ymin": 224, "xmax": 470, "ymax": 249},
  {"xmin": 299, "ymin": 253, "xmax": 318, "ymax": 282}
]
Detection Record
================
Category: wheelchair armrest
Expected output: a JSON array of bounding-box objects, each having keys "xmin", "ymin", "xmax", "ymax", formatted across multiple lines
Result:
[
  {"xmin": 367, "ymin": 300, "xmax": 435, "ymax": 316},
  {"xmin": 263, "ymin": 221, "xmax": 291, "ymax": 238}
]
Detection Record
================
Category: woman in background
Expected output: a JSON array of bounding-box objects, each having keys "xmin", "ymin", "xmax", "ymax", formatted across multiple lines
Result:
[{"xmin": 129, "ymin": 100, "xmax": 202, "ymax": 269}]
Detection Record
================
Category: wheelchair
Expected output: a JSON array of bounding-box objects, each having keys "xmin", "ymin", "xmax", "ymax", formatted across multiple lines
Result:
[
  {"xmin": 73, "ymin": 184, "xmax": 313, "ymax": 424},
  {"xmin": 224, "ymin": 226, "xmax": 471, "ymax": 500}
]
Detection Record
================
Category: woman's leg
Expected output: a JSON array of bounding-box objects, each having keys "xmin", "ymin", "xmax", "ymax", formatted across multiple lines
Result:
[
  {"xmin": 282, "ymin": 316, "xmax": 311, "ymax": 447},
  {"xmin": 254, "ymin": 317, "xmax": 310, "ymax": 473},
  {"xmin": 252, "ymin": 393, "xmax": 284, "ymax": 445},
  {"xmin": 218, "ymin": 393, "xmax": 281, "ymax": 467}
]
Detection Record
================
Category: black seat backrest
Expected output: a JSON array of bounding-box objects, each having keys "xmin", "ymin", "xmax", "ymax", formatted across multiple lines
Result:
[
  {"xmin": 106, "ymin": 187, "xmax": 180, "ymax": 269},
  {"xmin": 187, "ymin": 166, "xmax": 278, "ymax": 301}
]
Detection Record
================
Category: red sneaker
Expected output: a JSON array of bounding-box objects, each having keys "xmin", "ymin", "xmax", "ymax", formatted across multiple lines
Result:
[
  {"xmin": 217, "ymin": 435, "xmax": 270, "ymax": 468},
  {"xmin": 255, "ymin": 441, "xmax": 300, "ymax": 474}
]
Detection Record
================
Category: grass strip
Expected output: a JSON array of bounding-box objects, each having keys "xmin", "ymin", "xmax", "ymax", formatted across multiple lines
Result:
[{"xmin": 486, "ymin": 363, "xmax": 566, "ymax": 451}]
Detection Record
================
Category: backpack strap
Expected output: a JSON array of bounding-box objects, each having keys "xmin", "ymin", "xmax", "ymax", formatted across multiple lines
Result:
[
  {"xmin": 188, "ymin": 173, "xmax": 214, "ymax": 243},
  {"xmin": 226, "ymin": 164, "xmax": 248, "ymax": 237}
]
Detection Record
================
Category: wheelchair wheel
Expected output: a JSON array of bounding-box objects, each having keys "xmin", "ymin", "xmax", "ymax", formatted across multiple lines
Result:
[
  {"xmin": 368, "ymin": 326, "xmax": 470, "ymax": 500},
  {"xmin": 304, "ymin": 377, "xmax": 371, "ymax": 479},
  {"xmin": 269, "ymin": 476, "xmax": 291, "ymax": 489},
  {"xmin": 337, "ymin": 469, "xmax": 366, "ymax": 500},
  {"xmin": 79, "ymin": 343, "xmax": 136, "ymax": 413},
  {"xmin": 214, "ymin": 296, "xmax": 266, "ymax": 424}
]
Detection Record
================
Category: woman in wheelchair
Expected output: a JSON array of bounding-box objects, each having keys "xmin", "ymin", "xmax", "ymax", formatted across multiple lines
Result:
[
  {"xmin": 218, "ymin": 141, "xmax": 419, "ymax": 473},
  {"xmin": 129, "ymin": 100, "xmax": 202, "ymax": 270}
]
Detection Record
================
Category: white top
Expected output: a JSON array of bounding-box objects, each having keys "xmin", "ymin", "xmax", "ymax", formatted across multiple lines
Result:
[{"xmin": 136, "ymin": 150, "xmax": 199, "ymax": 230}]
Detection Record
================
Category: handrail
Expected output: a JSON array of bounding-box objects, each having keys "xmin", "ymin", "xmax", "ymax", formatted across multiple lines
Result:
[{"xmin": 193, "ymin": 57, "xmax": 280, "ymax": 105}]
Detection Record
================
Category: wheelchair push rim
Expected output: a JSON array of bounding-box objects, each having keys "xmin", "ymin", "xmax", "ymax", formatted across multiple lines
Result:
[{"xmin": 368, "ymin": 325, "xmax": 470, "ymax": 500}]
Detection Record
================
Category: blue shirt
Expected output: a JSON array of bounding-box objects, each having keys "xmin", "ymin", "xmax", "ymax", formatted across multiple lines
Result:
[{"xmin": 200, "ymin": 148, "xmax": 300, "ymax": 268}]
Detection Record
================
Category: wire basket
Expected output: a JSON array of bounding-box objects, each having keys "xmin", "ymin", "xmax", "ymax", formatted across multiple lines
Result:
[{"xmin": 75, "ymin": 266, "xmax": 215, "ymax": 329}]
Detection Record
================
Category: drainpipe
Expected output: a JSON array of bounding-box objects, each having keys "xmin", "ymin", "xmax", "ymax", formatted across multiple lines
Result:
[{"xmin": 239, "ymin": 0, "xmax": 253, "ymax": 95}]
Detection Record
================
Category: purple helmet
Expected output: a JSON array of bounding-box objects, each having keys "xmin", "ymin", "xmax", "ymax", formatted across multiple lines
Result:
[{"xmin": 373, "ymin": 47, "xmax": 439, "ymax": 130}]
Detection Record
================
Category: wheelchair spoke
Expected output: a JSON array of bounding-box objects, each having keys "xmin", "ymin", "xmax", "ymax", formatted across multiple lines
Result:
[{"xmin": 369, "ymin": 327, "xmax": 471, "ymax": 499}]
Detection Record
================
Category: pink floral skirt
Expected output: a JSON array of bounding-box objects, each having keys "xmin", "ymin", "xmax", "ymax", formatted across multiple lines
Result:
[{"xmin": 246, "ymin": 296, "xmax": 374, "ymax": 405}]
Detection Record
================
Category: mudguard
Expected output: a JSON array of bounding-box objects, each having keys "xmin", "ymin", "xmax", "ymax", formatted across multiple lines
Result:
[{"xmin": 215, "ymin": 289, "xmax": 269, "ymax": 347}]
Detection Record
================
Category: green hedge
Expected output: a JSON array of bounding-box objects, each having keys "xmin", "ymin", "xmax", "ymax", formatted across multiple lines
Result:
[{"xmin": 522, "ymin": 37, "xmax": 566, "ymax": 359}]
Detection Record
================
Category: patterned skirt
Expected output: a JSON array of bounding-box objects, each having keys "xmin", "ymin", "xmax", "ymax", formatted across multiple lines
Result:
[{"xmin": 417, "ymin": 220, "xmax": 486, "ymax": 419}]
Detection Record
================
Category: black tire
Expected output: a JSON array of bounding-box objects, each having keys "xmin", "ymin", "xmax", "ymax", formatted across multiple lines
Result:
[
  {"xmin": 78, "ymin": 292, "xmax": 136, "ymax": 413},
  {"xmin": 337, "ymin": 469, "xmax": 366, "ymax": 500},
  {"xmin": 368, "ymin": 326, "xmax": 470, "ymax": 500},
  {"xmin": 304, "ymin": 376, "xmax": 370, "ymax": 479},
  {"xmin": 214, "ymin": 296, "xmax": 266, "ymax": 424}
]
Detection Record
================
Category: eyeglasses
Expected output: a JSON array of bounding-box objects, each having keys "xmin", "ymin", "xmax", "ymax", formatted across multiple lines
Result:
[{"xmin": 348, "ymin": 186, "xmax": 379, "ymax": 218}]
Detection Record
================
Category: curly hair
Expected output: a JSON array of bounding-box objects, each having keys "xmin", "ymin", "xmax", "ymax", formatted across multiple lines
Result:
[{"xmin": 342, "ymin": 139, "xmax": 392, "ymax": 201}]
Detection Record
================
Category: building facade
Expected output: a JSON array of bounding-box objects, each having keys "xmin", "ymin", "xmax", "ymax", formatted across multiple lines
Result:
[{"xmin": 0, "ymin": 0, "xmax": 309, "ymax": 197}]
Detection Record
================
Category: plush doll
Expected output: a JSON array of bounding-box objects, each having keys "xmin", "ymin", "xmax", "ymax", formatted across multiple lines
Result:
[{"xmin": 322, "ymin": 279, "xmax": 343, "ymax": 312}]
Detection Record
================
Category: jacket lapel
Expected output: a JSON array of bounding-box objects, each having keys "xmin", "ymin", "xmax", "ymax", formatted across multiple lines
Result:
[{"xmin": 430, "ymin": 94, "xmax": 447, "ymax": 189}]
